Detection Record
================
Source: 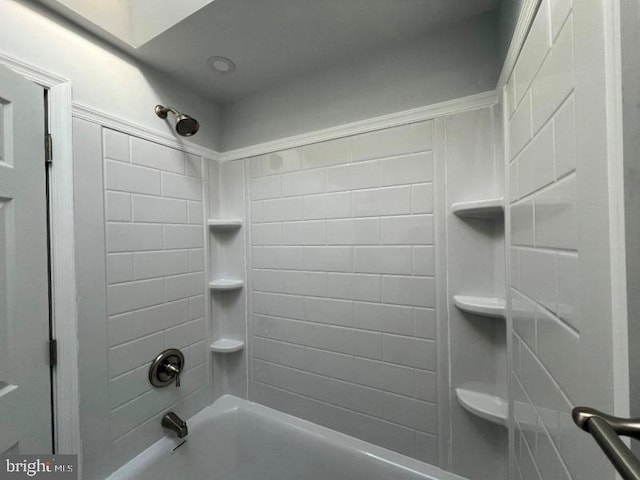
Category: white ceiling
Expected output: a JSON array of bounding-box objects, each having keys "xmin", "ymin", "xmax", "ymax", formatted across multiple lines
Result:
[{"xmin": 37, "ymin": 0, "xmax": 499, "ymax": 103}]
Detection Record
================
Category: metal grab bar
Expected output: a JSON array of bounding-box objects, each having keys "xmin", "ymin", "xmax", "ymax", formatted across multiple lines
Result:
[{"xmin": 573, "ymin": 407, "xmax": 640, "ymax": 480}]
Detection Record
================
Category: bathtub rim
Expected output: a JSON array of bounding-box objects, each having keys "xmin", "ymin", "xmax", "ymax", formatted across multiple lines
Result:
[{"xmin": 106, "ymin": 394, "xmax": 467, "ymax": 480}]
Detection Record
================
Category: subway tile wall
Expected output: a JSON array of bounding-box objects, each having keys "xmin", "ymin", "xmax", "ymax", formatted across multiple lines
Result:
[
  {"xmin": 102, "ymin": 129, "xmax": 208, "ymax": 463},
  {"xmin": 246, "ymin": 122, "xmax": 439, "ymax": 463},
  {"xmin": 507, "ymin": 1, "xmax": 591, "ymax": 478}
]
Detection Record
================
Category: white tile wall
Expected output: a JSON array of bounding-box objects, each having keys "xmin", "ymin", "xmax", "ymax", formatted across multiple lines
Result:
[
  {"xmin": 247, "ymin": 121, "xmax": 438, "ymax": 461},
  {"xmin": 507, "ymin": 1, "xmax": 590, "ymax": 478},
  {"xmin": 102, "ymin": 129, "xmax": 207, "ymax": 453},
  {"xmin": 105, "ymin": 160, "xmax": 161, "ymax": 195}
]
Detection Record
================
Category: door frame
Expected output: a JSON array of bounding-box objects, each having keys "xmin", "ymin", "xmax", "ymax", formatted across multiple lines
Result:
[{"xmin": 0, "ymin": 53, "xmax": 80, "ymax": 456}]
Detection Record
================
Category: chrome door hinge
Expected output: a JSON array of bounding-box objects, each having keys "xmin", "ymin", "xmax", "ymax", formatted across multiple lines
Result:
[
  {"xmin": 45, "ymin": 133, "xmax": 53, "ymax": 164},
  {"xmin": 49, "ymin": 339, "xmax": 57, "ymax": 367}
]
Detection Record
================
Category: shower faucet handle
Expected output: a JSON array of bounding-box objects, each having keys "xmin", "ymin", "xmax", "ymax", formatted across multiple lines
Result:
[
  {"xmin": 165, "ymin": 362, "xmax": 181, "ymax": 387},
  {"xmin": 149, "ymin": 348, "xmax": 185, "ymax": 388}
]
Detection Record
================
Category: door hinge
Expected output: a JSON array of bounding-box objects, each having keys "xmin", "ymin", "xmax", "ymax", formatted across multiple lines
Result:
[
  {"xmin": 49, "ymin": 339, "xmax": 57, "ymax": 367},
  {"xmin": 45, "ymin": 133, "xmax": 53, "ymax": 164}
]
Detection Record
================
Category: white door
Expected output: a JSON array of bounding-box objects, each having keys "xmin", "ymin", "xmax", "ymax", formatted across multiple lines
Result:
[{"xmin": 0, "ymin": 65, "xmax": 52, "ymax": 454}]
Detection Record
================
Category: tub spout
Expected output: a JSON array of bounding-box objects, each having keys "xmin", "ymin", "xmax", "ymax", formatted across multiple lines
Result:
[{"xmin": 162, "ymin": 411, "xmax": 188, "ymax": 439}]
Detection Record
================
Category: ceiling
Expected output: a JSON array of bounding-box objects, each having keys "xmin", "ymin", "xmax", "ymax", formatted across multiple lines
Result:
[{"xmin": 36, "ymin": 0, "xmax": 499, "ymax": 104}]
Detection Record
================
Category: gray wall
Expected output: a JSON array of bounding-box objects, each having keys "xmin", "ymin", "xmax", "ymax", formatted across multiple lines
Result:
[
  {"xmin": 5, "ymin": 1, "xmax": 504, "ymax": 155},
  {"xmin": 221, "ymin": 13, "xmax": 500, "ymax": 151},
  {"xmin": 498, "ymin": 0, "xmax": 525, "ymax": 60},
  {"xmin": 3, "ymin": 0, "xmax": 223, "ymax": 150}
]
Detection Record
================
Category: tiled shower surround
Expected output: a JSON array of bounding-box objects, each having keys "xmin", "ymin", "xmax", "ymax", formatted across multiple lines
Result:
[
  {"xmin": 245, "ymin": 122, "xmax": 439, "ymax": 463},
  {"xmin": 52, "ymin": 0, "xmax": 624, "ymax": 475},
  {"xmin": 506, "ymin": 0, "xmax": 607, "ymax": 478},
  {"xmin": 102, "ymin": 129, "xmax": 208, "ymax": 463}
]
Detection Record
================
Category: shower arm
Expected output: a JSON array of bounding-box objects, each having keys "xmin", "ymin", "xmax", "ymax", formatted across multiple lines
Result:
[{"xmin": 155, "ymin": 105, "xmax": 180, "ymax": 119}]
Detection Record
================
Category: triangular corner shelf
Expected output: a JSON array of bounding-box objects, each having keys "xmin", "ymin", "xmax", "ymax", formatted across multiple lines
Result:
[
  {"xmin": 453, "ymin": 295, "xmax": 506, "ymax": 319},
  {"xmin": 210, "ymin": 338, "xmax": 245, "ymax": 353},
  {"xmin": 207, "ymin": 219, "xmax": 243, "ymax": 230},
  {"xmin": 455, "ymin": 384, "xmax": 508, "ymax": 426},
  {"xmin": 209, "ymin": 279, "xmax": 244, "ymax": 291},
  {"xmin": 452, "ymin": 198, "xmax": 504, "ymax": 219}
]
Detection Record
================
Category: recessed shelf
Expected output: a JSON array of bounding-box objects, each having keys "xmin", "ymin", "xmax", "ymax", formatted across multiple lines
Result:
[
  {"xmin": 210, "ymin": 338, "xmax": 245, "ymax": 353},
  {"xmin": 207, "ymin": 219, "xmax": 243, "ymax": 230},
  {"xmin": 452, "ymin": 198, "xmax": 504, "ymax": 219},
  {"xmin": 209, "ymin": 279, "xmax": 244, "ymax": 291},
  {"xmin": 453, "ymin": 295, "xmax": 505, "ymax": 319},
  {"xmin": 455, "ymin": 384, "xmax": 508, "ymax": 426}
]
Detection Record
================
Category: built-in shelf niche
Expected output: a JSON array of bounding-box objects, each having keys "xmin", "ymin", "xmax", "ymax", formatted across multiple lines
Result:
[
  {"xmin": 209, "ymin": 279, "xmax": 244, "ymax": 291},
  {"xmin": 207, "ymin": 159, "xmax": 247, "ymax": 399},
  {"xmin": 452, "ymin": 197, "xmax": 504, "ymax": 219},
  {"xmin": 455, "ymin": 383, "xmax": 508, "ymax": 427},
  {"xmin": 210, "ymin": 338, "xmax": 245, "ymax": 353},
  {"xmin": 453, "ymin": 295, "xmax": 505, "ymax": 319},
  {"xmin": 444, "ymin": 107, "xmax": 507, "ymax": 478},
  {"xmin": 207, "ymin": 219, "xmax": 243, "ymax": 230}
]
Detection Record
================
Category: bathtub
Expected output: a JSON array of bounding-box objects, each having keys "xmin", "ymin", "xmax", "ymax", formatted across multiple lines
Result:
[{"xmin": 107, "ymin": 395, "xmax": 466, "ymax": 480}]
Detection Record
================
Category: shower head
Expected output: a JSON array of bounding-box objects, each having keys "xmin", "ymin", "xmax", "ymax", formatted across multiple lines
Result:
[{"xmin": 155, "ymin": 105, "xmax": 200, "ymax": 137}]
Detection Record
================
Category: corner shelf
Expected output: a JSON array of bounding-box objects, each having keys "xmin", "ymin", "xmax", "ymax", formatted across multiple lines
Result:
[
  {"xmin": 453, "ymin": 295, "xmax": 505, "ymax": 319},
  {"xmin": 207, "ymin": 219, "xmax": 243, "ymax": 230},
  {"xmin": 455, "ymin": 383, "xmax": 508, "ymax": 426},
  {"xmin": 452, "ymin": 198, "xmax": 504, "ymax": 219},
  {"xmin": 209, "ymin": 279, "xmax": 244, "ymax": 291},
  {"xmin": 210, "ymin": 338, "xmax": 245, "ymax": 353}
]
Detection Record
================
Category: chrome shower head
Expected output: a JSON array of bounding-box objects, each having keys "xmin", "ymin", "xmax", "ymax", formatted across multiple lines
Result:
[{"xmin": 155, "ymin": 105, "xmax": 200, "ymax": 137}]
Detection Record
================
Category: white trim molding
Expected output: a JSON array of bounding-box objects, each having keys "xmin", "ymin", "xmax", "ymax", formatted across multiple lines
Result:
[
  {"xmin": 47, "ymin": 82, "xmax": 80, "ymax": 456},
  {"xmin": 0, "ymin": 52, "xmax": 81, "ymax": 457},
  {"xmin": 219, "ymin": 90, "xmax": 499, "ymax": 162},
  {"xmin": 0, "ymin": 51, "xmax": 68, "ymax": 87},
  {"xmin": 603, "ymin": 0, "xmax": 629, "ymax": 416},
  {"xmin": 496, "ymin": 0, "xmax": 542, "ymax": 89},
  {"xmin": 72, "ymin": 102, "xmax": 219, "ymax": 160}
]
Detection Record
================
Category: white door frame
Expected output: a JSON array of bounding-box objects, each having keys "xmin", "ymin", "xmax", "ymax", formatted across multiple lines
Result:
[{"xmin": 0, "ymin": 52, "xmax": 80, "ymax": 456}]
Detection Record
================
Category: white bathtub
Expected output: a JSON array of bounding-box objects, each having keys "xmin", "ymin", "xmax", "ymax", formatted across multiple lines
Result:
[{"xmin": 107, "ymin": 395, "xmax": 466, "ymax": 480}]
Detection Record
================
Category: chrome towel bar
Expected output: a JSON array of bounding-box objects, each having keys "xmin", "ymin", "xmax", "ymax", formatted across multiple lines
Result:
[{"xmin": 573, "ymin": 406, "xmax": 640, "ymax": 480}]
